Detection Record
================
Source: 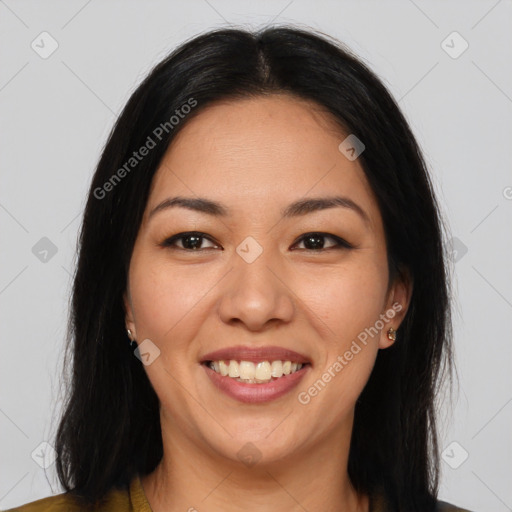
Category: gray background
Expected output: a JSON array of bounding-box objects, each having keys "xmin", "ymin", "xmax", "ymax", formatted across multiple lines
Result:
[{"xmin": 1, "ymin": 1, "xmax": 511, "ymax": 510}]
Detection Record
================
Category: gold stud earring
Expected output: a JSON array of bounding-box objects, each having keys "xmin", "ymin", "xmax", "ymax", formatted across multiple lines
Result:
[
  {"xmin": 387, "ymin": 327, "xmax": 397, "ymax": 341},
  {"xmin": 127, "ymin": 329, "xmax": 137, "ymax": 348}
]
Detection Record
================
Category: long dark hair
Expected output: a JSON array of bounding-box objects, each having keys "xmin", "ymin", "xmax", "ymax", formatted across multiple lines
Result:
[{"xmin": 54, "ymin": 26, "xmax": 453, "ymax": 511}]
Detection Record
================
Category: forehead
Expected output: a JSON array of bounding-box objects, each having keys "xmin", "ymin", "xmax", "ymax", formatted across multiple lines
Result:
[{"xmin": 146, "ymin": 95, "xmax": 380, "ymax": 228}]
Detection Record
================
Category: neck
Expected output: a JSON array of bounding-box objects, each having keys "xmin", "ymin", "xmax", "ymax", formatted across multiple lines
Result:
[{"xmin": 141, "ymin": 412, "xmax": 369, "ymax": 512}]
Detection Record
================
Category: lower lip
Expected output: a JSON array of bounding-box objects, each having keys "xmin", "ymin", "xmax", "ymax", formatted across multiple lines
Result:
[{"xmin": 202, "ymin": 364, "xmax": 310, "ymax": 404}]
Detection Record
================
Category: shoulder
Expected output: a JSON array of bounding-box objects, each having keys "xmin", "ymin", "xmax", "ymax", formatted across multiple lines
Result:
[
  {"xmin": 2, "ymin": 493, "xmax": 86, "ymax": 512},
  {"xmin": 370, "ymin": 489, "xmax": 474, "ymax": 512},
  {"xmin": 2, "ymin": 483, "xmax": 133, "ymax": 512},
  {"xmin": 437, "ymin": 499, "xmax": 475, "ymax": 512}
]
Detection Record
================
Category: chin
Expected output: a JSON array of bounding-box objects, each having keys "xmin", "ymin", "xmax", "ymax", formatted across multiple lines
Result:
[{"xmin": 204, "ymin": 430, "xmax": 302, "ymax": 469}]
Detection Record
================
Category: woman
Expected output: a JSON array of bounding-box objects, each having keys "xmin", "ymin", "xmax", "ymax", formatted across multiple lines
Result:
[{"xmin": 7, "ymin": 27, "xmax": 473, "ymax": 512}]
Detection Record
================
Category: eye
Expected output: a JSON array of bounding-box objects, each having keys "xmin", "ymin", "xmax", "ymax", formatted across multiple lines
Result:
[
  {"xmin": 160, "ymin": 231, "xmax": 352, "ymax": 252},
  {"xmin": 291, "ymin": 232, "xmax": 352, "ymax": 251},
  {"xmin": 160, "ymin": 232, "xmax": 221, "ymax": 251}
]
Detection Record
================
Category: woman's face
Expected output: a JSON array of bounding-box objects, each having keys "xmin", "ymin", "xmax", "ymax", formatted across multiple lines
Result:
[{"xmin": 125, "ymin": 95, "xmax": 409, "ymax": 468}]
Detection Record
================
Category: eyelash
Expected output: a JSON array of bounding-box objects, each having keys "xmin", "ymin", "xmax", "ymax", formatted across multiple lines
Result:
[{"xmin": 159, "ymin": 231, "xmax": 353, "ymax": 252}]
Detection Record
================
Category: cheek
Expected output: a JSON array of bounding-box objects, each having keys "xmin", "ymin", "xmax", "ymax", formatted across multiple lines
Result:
[
  {"xmin": 294, "ymin": 260, "xmax": 387, "ymax": 426},
  {"xmin": 297, "ymin": 257, "xmax": 389, "ymax": 345},
  {"xmin": 128, "ymin": 252, "xmax": 214, "ymax": 347},
  {"xmin": 127, "ymin": 252, "xmax": 220, "ymax": 427}
]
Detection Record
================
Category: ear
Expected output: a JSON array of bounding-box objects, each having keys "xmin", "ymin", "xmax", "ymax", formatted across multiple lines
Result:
[
  {"xmin": 123, "ymin": 290, "xmax": 137, "ymax": 341},
  {"xmin": 378, "ymin": 269, "xmax": 413, "ymax": 350}
]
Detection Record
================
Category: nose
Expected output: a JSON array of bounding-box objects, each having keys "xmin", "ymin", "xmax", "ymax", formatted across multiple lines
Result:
[{"xmin": 217, "ymin": 250, "xmax": 295, "ymax": 332}]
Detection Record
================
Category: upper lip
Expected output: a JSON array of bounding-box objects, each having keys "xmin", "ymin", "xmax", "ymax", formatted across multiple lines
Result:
[{"xmin": 200, "ymin": 345, "xmax": 311, "ymax": 364}]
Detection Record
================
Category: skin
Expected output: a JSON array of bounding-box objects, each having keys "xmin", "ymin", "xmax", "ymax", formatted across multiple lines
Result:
[{"xmin": 124, "ymin": 94, "xmax": 412, "ymax": 512}]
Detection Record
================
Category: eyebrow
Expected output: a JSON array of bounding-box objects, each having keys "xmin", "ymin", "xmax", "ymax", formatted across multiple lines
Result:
[{"xmin": 148, "ymin": 195, "xmax": 370, "ymax": 224}]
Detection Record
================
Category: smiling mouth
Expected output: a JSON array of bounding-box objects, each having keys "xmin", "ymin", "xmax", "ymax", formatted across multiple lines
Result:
[{"xmin": 202, "ymin": 359, "xmax": 311, "ymax": 384}]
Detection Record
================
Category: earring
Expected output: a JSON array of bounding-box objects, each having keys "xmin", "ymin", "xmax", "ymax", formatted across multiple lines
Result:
[
  {"xmin": 387, "ymin": 327, "xmax": 397, "ymax": 341},
  {"xmin": 127, "ymin": 329, "xmax": 137, "ymax": 349}
]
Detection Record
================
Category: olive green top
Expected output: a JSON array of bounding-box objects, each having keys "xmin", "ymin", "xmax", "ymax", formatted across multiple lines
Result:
[{"xmin": 3, "ymin": 474, "xmax": 473, "ymax": 511}]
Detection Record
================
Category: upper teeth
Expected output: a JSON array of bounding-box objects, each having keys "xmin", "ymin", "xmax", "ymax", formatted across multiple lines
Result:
[{"xmin": 208, "ymin": 360, "xmax": 304, "ymax": 383}]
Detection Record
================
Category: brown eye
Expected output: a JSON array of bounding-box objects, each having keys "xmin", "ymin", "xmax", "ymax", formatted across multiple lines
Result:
[
  {"xmin": 161, "ymin": 232, "xmax": 220, "ymax": 251},
  {"xmin": 292, "ymin": 232, "xmax": 352, "ymax": 251}
]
